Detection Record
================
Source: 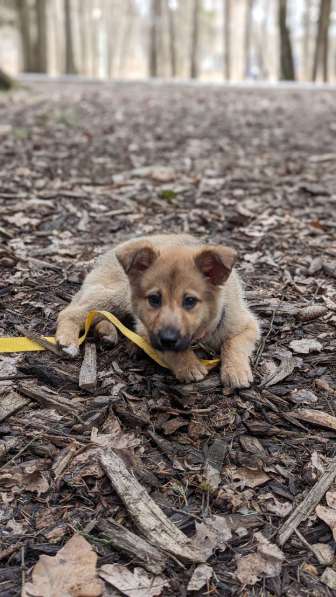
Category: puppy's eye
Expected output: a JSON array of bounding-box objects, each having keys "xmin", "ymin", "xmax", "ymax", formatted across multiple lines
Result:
[
  {"xmin": 183, "ymin": 296, "xmax": 198, "ymax": 310},
  {"xmin": 147, "ymin": 293, "xmax": 162, "ymax": 308}
]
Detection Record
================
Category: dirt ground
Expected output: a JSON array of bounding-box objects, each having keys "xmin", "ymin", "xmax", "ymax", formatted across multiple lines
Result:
[{"xmin": 0, "ymin": 81, "xmax": 336, "ymax": 596}]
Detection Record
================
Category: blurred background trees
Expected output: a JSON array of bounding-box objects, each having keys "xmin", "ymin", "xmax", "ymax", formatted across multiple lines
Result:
[{"xmin": 0, "ymin": 0, "xmax": 336, "ymax": 82}]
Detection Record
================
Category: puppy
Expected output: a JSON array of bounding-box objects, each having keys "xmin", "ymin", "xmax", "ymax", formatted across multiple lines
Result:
[{"xmin": 56, "ymin": 234, "xmax": 260, "ymax": 388}]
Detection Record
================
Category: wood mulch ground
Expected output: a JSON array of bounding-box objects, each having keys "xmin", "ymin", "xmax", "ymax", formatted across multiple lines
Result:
[{"xmin": 0, "ymin": 81, "xmax": 336, "ymax": 596}]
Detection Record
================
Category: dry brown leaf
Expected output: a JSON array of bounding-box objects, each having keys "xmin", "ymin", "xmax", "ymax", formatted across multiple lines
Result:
[
  {"xmin": 288, "ymin": 389, "xmax": 318, "ymax": 405},
  {"xmin": 326, "ymin": 490, "xmax": 336, "ymax": 510},
  {"xmin": 236, "ymin": 532, "xmax": 284, "ymax": 586},
  {"xmin": 226, "ymin": 465, "xmax": 270, "ymax": 488},
  {"xmin": 187, "ymin": 564, "xmax": 213, "ymax": 592},
  {"xmin": 321, "ymin": 567, "xmax": 336, "ymax": 590},
  {"xmin": 266, "ymin": 497, "xmax": 292, "ymax": 518},
  {"xmin": 99, "ymin": 564, "xmax": 169, "ymax": 596},
  {"xmin": 312, "ymin": 543, "xmax": 334, "ymax": 565},
  {"xmin": 316, "ymin": 505, "xmax": 336, "ymax": 540},
  {"xmin": 90, "ymin": 427, "xmax": 140, "ymax": 450},
  {"xmin": 289, "ymin": 339, "xmax": 322, "ymax": 354},
  {"xmin": 191, "ymin": 515, "xmax": 232, "ymax": 559},
  {"xmin": 22, "ymin": 534, "xmax": 103, "ymax": 597}
]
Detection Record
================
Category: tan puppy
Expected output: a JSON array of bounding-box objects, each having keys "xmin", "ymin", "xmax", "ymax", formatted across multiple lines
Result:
[{"xmin": 56, "ymin": 234, "xmax": 260, "ymax": 388}]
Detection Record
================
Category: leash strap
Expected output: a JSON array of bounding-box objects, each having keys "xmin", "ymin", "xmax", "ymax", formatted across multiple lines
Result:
[{"xmin": 0, "ymin": 310, "xmax": 220, "ymax": 369}]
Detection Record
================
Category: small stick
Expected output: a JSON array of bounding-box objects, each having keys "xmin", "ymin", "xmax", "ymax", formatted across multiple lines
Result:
[
  {"xmin": 79, "ymin": 343, "xmax": 97, "ymax": 392},
  {"xmin": 278, "ymin": 459, "xmax": 336, "ymax": 546}
]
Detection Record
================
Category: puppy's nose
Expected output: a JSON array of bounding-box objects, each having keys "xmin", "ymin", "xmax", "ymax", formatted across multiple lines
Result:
[{"xmin": 158, "ymin": 327, "xmax": 180, "ymax": 350}]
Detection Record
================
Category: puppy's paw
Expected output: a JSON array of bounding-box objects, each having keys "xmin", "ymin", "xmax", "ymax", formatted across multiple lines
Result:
[
  {"xmin": 95, "ymin": 320, "xmax": 118, "ymax": 347},
  {"xmin": 174, "ymin": 360, "xmax": 208, "ymax": 383},
  {"xmin": 221, "ymin": 359, "xmax": 253, "ymax": 389},
  {"xmin": 56, "ymin": 332, "xmax": 80, "ymax": 358}
]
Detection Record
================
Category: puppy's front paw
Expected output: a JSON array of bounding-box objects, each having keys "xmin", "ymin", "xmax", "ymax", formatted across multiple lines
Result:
[
  {"xmin": 95, "ymin": 320, "xmax": 118, "ymax": 347},
  {"xmin": 221, "ymin": 359, "xmax": 253, "ymax": 389},
  {"xmin": 174, "ymin": 360, "xmax": 208, "ymax": 383},
  {"xmin": 56, "ymin": 331, "xmax": 80, "ymax": 358}
]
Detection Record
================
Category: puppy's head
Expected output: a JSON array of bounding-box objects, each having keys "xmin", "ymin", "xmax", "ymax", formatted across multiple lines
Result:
[{"xmin": 117, "ymin": 240, "xmax": 237, "ymax": 352}]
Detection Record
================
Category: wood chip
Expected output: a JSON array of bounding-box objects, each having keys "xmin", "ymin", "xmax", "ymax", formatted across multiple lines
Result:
[
  {"xmin": 79, "ymin": 343, "xmax": 97, "ymax": 392},
  {"xmin": 100, "ymin": 449, "xmax": 205, "ymax": 562},
  {"xmin": 278, "ymin": 459, "xmax": 336, "ymax": 546},
  {"xmin": 288, "ymin": 409, "xmax": 336, "ymax": 432},
  {"xmin": 0, "ymin": 390, "xmax": 30, "ymax": 422},
  {"xmin": 204, "ymin": 439, "xmax": 226, "ymax": 492},
  {"xmin": 97, "ymin": 519, "xmax": 166, "ymax": 574}
]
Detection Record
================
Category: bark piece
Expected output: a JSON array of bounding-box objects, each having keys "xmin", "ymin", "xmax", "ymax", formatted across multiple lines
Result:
[
  {"xmin": 288, "ymin": 409, "xmax": 336, "ymax": 432},
  {"xmin": 0, "ymin": 390, "xmax": 30, "ymax": 422},
  {"xmin": 97, "ymin": 519, "xmax": 166, "ymax": 574},
  {"xmin": 278, "ymin": 460, "xmax": 336, "ymax": 546},
  {"xmin": 100, "ymin": 449, "xmax": 205, "ymax": 562},
  {"xmin": 79, "ymin": 343, "xmax": 97, "ymax": 392},
  {"xmin": 204, "ymin": 439, "xmax": 226, "ymax": 492}
]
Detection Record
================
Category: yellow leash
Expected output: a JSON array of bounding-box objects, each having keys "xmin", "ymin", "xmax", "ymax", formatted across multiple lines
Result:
[{"xmin": 0, "ymin": 309, "xmax": 220, "ymax": 369}]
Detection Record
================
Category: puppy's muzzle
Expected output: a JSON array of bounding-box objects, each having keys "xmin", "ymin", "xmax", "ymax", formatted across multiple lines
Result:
[{"xmin": 151, "ymin": 327, "xmax": 190, "ymax": 352}]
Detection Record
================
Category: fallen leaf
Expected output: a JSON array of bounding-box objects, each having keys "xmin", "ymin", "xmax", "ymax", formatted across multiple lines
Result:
[
  {"xmin": 296, "ymin": 305, "xmax": 328, "ymax": 321},
  {"xmin": 321, "ymin": 567, "xmax": 336, "ymax": 590},
  {"xmin": 288, "ymin": 389, "xmax": 318, "ymax": 404},
  {"xmin": 266, "ymin": 497, "xmax": 292, "ymax": 518},
  {"xmin": 301, "ymin": 562, "xmax": 318, "ymax": 576},
  {"xmin": 316, "ymin": 505, "xmax": 336, "ymax": 540},
  {"xmin": 260, "ymin": 356, "xmax": 296, "ymax": 387},
  {"xmin": 192, "ymin": 515, "xmax": 232, "ymax": 559},
  {"xmin": 326, "ymin": 490, "xmax": 336, "ymax": 510},
  {"xmin": 187, "ymin": 564, "xmax": 213, "ymax": 591},
  {"xmin": 99, "ymin": 564, "xmax": 169, "ymax": 596},
  {"xmin": 91, "ymin": 427, "xmax": 140, "ymax": 450},
  {"xmin": 161, "ymin": 417, "xmax": 188, "ymax": 435},
  {"xmin": 22, "ymin": 534, "xmax": 103, "ymax": 597},
  {"xmin": 225, "ymin": 465, "xmax": 270, "ymax": 488},
  {"xmin": 290, "ymin": 339, "xmax": 322, "ymax": 354},
  {"xmin": 236, "ymin": 532, "xmax": 284, "ymax": 586},
  {"xmin": 312, "ymin": 543, "xmax": 334, "ymax": 565}
]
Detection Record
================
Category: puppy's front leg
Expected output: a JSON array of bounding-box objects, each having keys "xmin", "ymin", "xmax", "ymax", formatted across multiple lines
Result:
[
  {"xmin": 163, "ymin": 349, "xmax": 208, "ymax": 383},
  {"xmin": 221, "ymin": 316, "xmax": 259, "ymax": 389}
]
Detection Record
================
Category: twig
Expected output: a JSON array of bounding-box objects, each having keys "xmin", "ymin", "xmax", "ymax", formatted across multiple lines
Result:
[{"xmin": 278, "ymin": 459, "xmax": 336, "ymax": 546}]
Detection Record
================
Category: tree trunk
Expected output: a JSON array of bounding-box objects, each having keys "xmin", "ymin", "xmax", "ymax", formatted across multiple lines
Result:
[
  {"xmin": 15, "ymin": 0, "xmax": 35, "ymax": 72},
  {"xmin": 278, "ymin": 0, "xmax": 295, "ymax": 80},
  {"xmin": 190, "ymin": 0, "xmax": 200, "ymax": 79},
  {"xmin": 244, "ymin": 0, "xmax": 254, "ymax": 78},
  {"xmin": 149, "ymin": 0, "xmax": 161, "ymax": 77},
  {"xmin": 35, "ymin": 0, "xmax": 48, "ymax": 73},
  {"xmin": 302, "ymin": 0, "xmax": 312, "ymax": 80},
  {"xmin": 312, "ymin": 0, "xmax": 332, "ymax": 82},
  {"xmin": 64, "ymin": 0, "xmax": 77, "ymax": 74},
  {"xmin": 167, "ymin": 3, "xmax": 177, "ymax": 78},
  {"xmin": 223, "ymin": 0, "xmax": 231, "ymax": 80}
]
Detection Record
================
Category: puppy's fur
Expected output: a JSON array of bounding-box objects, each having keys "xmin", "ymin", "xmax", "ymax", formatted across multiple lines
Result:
[{"xmin": 56, "ymin": 234, "xmax": 260, "ymax": 387}]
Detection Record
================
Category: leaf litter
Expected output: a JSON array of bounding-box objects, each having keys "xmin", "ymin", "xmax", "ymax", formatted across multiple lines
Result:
[{"xmin": 0, "ymin": 82, "xmax": 336, "ymax": 595}]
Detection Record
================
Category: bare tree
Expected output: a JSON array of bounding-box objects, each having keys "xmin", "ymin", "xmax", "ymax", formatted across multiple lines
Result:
[
  {"xmin": 312, "ymin": 0, "xmax": 332, "ymax": 82},
  {"xmin": 16, "ymin": 0, "xmax": 35, "ymax": 72},
  {"xmin": 223, "ymin": 0, "xmax": 231, "ymax": 80},
  {"xmin": 149, "ymin": 0, "xmax": 161, "ymax": 77},
  {"xmin": 302, "ymin": 0, "xmax": 312, "ymax": 80},
  {"xmin": 278, "ymin": 0, "xmax": 295, "ymax": 80},
  {"xmin": 244, "ymin": 0, "xmax": 254, "ymax": 78},
  {"xmin": 64, "ymin": 0, "xmax": 77, "ymax": 74},
  {"xmin": 167, "ymin": 1, "xmax": 177, "ymax": 77},
  {"xmin": 35, "ymin": 0, "xmax": 48, "ymax": 72},
  {"xmin": 190, "ymin": 0, "xmax": 200, "ymax": 78}
]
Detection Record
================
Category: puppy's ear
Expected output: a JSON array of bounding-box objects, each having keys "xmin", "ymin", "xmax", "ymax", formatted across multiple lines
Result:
[
  {"xmin": 195, "ymin": 246, "xmax": 237, "ymax": 285},
  {"xmin": 116, "ymin": 241, "xmax": 158, "ymax": 277}
]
